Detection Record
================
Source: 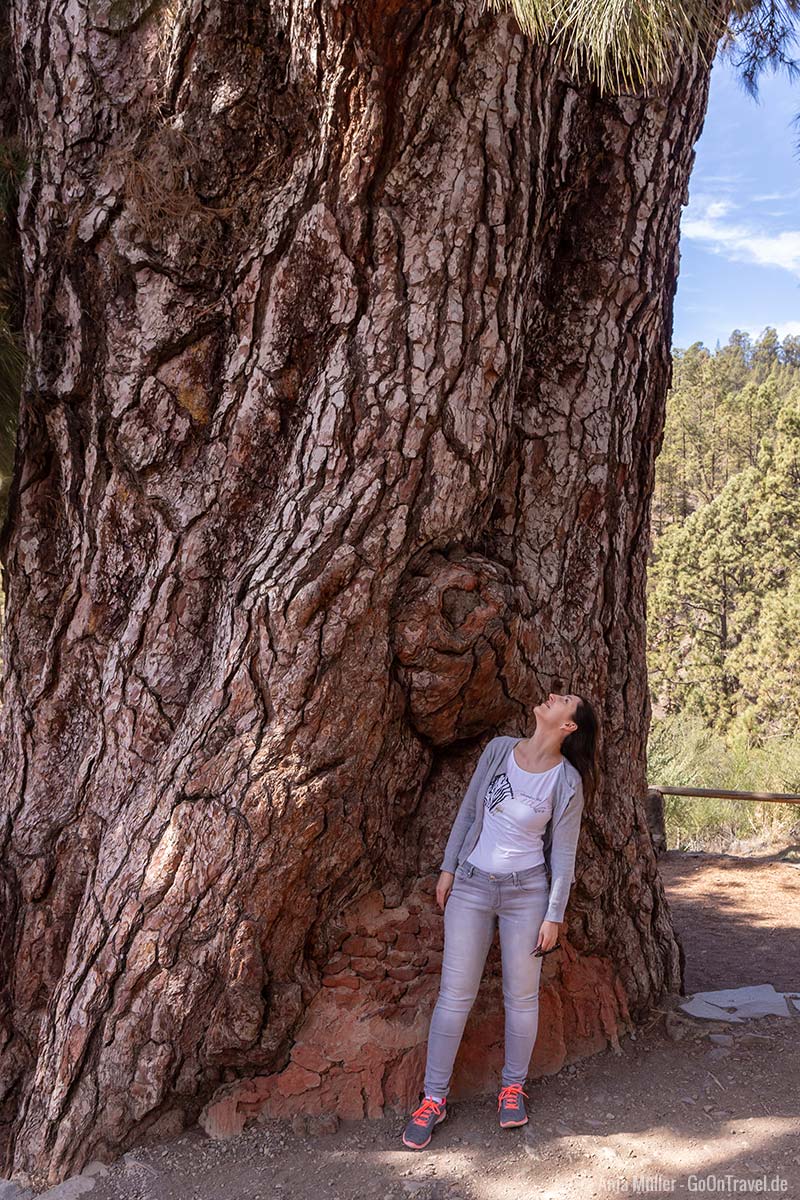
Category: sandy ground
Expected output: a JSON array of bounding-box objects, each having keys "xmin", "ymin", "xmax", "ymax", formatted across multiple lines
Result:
[
  {"xmin": 13, "ymin": 849, "xmax": 800, "ymax": 1200},
  {"xmin": 658, "ymin": 847, "xmax": 799, "ymax": 993}
]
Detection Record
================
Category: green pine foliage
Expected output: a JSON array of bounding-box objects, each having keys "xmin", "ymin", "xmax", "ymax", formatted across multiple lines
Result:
[
  {"xmin": 484, "ymin": 0, "xmax": 725, "ymax": 93},
  {"xmin": 483, "ymin": 0, "xmax": 800, "ymax": 124},
  {"xmin": 648, "ymin": 328, "xmax": 800, "ymax": 848}
]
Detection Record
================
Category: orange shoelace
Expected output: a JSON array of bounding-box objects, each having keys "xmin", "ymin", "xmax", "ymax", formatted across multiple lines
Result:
[
  {"xmin": 412, "ymin": 1097, "xmax": 444, "ymax": 1124},
  {"xmin": 498, "ymin": 1083, "xmax": 529, "ymax": 1110}
]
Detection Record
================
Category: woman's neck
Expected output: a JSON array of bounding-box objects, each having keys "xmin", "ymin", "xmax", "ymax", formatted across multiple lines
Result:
[{"xmin": 516, "ymin": 732, "xmax": 564, "ymax": 770}]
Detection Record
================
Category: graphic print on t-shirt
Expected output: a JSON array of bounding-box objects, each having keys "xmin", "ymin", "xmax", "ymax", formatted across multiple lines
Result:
[
  {"xmin": 484, "ymin": 772, "xmax": 552, "ymax": 814},
  {"xmin": 484, "ymin": 773, "xmax": 513, "ymax": 812}
]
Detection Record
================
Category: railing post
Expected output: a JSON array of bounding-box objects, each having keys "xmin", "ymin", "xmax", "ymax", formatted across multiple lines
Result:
[{"xmin": 646, "ymin": 788, "xmax": 667, "ymax": 856}]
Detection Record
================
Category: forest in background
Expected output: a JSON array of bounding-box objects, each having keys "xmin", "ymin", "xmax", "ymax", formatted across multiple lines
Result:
[{"xmin": 647, "ymin": 326, "xmax": 800, "ymax": 849}]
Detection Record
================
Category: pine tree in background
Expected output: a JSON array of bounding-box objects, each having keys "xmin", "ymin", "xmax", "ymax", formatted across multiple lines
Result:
[{"xmin": 649, "ymin": 362, "xmax": 800, "ymax": 739}]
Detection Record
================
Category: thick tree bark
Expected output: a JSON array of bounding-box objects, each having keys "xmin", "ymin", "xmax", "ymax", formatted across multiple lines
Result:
[{"xmin": 0, "ymin": 0, "xmax": 719, "ymax": 1185}]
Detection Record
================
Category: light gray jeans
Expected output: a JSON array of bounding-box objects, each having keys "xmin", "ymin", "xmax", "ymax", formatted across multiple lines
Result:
[{"xmin": 423, "ymin": 859, "xmax": 550, "ymax": 1098}]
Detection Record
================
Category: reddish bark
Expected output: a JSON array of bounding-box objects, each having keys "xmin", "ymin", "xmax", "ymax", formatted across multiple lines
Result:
[{"xmin": 0, "ymin": 0, "xmax": 720, "ymax": 1185}]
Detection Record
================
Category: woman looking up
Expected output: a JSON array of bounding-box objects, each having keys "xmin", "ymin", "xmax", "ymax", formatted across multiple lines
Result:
[{"xmin": 401, "ymin": 694, "xmax": 598, "ymax": 1150}]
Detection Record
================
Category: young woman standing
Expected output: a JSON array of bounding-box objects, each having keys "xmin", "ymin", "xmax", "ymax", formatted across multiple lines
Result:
[{"xmin": 402, "ymin": 694, "xmax": 598, "ymax": 1149}]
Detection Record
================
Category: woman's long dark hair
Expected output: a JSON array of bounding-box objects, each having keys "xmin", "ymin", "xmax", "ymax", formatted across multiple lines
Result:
[{"xmin": 561, "ymin": 696, "xmax": 599, "ymax": 797}]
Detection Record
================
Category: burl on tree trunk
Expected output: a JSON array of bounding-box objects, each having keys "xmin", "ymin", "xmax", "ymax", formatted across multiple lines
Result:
[{"xmin": 0, "ymin": 0, "xmax": 712, "ymax": 1186}]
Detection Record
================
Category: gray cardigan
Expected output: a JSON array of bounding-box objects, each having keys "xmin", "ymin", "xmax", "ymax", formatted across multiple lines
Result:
[{"xmin": 439, "ymin": 735, "xmax": 585, "ymax": 923}]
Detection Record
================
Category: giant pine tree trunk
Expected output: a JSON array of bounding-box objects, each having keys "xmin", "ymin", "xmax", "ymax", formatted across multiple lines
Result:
[{"xmin": 0, "ymin": 0, "xmax": 719, "ymax": 1185}]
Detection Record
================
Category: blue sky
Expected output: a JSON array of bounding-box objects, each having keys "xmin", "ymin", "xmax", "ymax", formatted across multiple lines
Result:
[{"xmin": 673, "ymin": 49, "xmax": 800, "ymax": 352}]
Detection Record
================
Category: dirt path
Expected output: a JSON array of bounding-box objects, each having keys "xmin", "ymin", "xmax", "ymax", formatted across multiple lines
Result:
[
  {"xmin": 15, "ymin": 851, "xmax": 800, "ymax": 1200},
  {"xmin": 658, "ymin": 848, "xmax": 799, "ymax": 993}
]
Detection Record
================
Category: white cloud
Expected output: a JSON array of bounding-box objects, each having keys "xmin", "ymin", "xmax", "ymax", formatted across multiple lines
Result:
[
  {"xmin": 776, "ymin": 321, "xmax": 800, "ymax": 338},
  {"xmin": 680, "ymin": 195, "xmax": 800, "ymax": 275},
  {"xmin": 692, "ymin": 172, "xmax": 750, "ymax": 187},
  {"xmin": 705, "ymin": 199, "xmax": 735, "ymax": 219},
  {"xmin": 684, "ymin": 189, "xmax": 735, "ymax": 212},
  {"xmin": 751, "ymin": 187, "xmax": 800, "ymax": 202}
]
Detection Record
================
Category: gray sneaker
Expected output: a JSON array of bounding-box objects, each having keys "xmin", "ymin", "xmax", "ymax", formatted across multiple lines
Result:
[
  {"xmin": 497, "ymin": 1083, "xmax": 529, "ymax": 1127},
  {"xmin": 401, "ymin": 1096, "xmax": 447, "ymax": 1149}
]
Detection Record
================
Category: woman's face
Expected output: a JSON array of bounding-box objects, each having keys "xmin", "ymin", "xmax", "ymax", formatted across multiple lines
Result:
[{"xmin": 534, "ymin": 693, "xmax": 580, "ymax": 736}]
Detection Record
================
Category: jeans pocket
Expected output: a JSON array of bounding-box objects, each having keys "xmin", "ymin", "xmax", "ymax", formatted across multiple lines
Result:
[{"xmin": 516, "ymin": 868, "xmax": 546, "ymax": 892}]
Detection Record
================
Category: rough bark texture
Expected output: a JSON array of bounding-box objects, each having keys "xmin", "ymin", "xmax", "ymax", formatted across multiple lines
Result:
[{"xmin": 0, "ymin": 0, "xmax": 719, "ymax": 1186}]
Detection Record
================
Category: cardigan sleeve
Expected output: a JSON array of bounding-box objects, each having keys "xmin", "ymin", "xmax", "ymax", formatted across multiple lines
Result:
[
  {"xmin": 439, "ymin": 737, "xmax": 496, "ymax": 874},
  {"xmin": 544, "ymin": 773, "xmax": 585, "ymax": 923}
]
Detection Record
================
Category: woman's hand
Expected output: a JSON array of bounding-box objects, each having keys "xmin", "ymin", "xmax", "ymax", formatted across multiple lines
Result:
[
  {"xmin": 533, "ymin": 918, "xmax": 560, "ymax": 954},
  {"xmin": 436, "ymin": 871, "xmax": 455, "ymax": 912}
]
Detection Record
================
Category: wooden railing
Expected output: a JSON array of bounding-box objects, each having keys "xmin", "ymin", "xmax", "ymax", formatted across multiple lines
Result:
[{"xmin": 654, "ymin": 787, "xmax": 800, "ymax": 806}]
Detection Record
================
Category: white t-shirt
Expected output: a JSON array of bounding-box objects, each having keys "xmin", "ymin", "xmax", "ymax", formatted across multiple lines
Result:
[{"xmin": 465, "ymin": 746, "xmax": 564, "ymax": 874}]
